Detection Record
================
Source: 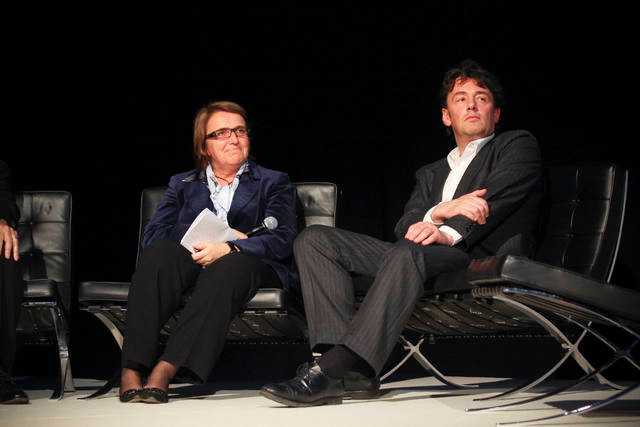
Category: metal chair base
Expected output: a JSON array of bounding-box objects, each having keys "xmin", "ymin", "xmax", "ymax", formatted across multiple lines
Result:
[{"xmin": 466, "ymin": 288, "xmax": 639, "ymax": 425}]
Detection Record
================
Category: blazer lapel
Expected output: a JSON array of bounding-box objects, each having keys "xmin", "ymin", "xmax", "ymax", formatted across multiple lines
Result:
[
  {"xmin": 453, "ymin": 137, "xmax": 494, "ymax": 198},
  {"xmin": 184, "ymin": 171, "xmax": 213, "ymax": 213},
  {"xmin": 226, "ymin": 164, "xmax": 260, "ymax": 224},
  {"xmin": 431, "ymin": 159, "xmax": 451, "ymax": 204}
]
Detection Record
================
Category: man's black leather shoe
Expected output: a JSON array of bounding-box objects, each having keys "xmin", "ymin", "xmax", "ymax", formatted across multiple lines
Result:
[
  {"xmin": 260, "ymin": 362, "xmax": 344, "ymax": 407},
  {"xmin": 343, "ymin": 370, "xmax": 380, "ymax": 399},
  {"xmin": 0, "ymin": 376, "xmax": 29, "ymax": 404}
]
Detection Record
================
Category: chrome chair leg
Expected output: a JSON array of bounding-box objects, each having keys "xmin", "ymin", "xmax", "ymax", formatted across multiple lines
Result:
[
  {"xmin": 81, "ymin": 311, "xmax": 125, "ymax": 399},
  {"xmin": 552, "ymin": 311, "xmax": 640, "ymax": 371},
  {"xmin": 494, "ymin": 382, "xmax": 640, "ymax": 426},
  {"xmin": 380, "ymin": 335, "xmax": 422, "ymax": 381},
  {"xmin": 92, "ymin": 311, "xmax": 125, "ymax": 350},
  {"xmin": 468, "ymin": 339, "xmax": 629, "ymax": 412},
  {"xmin": 468, "ymin": 291, "xmax": 639, "ymax": 416},
  {"xmin": 395, "ymin": 335, "xmax": 478, "ymax": 388},
  {"xmin": 474, "ymin": 327, "xmax": 590, "ymax": 402},
  {"xmin": 50, "ymin": 305, "xmax": 75, "ymax": 400},
  {"xmin": 496, "ymin": 295, "xmax": 620, "ymax": 387}
]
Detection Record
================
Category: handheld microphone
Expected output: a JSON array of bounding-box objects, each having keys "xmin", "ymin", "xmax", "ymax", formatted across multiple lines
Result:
[{"xmin": 246, "ymin": 216, "xmax": 278, "ymax": 237}]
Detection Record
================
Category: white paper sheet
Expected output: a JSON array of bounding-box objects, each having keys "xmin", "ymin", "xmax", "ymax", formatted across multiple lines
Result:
[{"xmin": 180, "ymin": 208, "xmax": 240, "ymax": 253}]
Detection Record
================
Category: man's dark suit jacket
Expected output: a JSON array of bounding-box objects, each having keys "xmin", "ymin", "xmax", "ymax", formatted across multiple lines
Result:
[
  {"xmin": 142, "ymin": 160, "xmax": 299, "ymax": 291},
  {"xmin": 0, "ymin": 161, "xmax": 19, "ymax": 228},
  {"xmin": 394, "ymin": 130, "xmax": 543, "ymax": 259}
]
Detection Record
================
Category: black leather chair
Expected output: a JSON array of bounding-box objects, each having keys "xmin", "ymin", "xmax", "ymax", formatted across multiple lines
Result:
[
  {"xmin": 385, "ymin": 163, "xmax": 638, "ymax": 424},
  {"xmin": 78, "ymin": 182, "xmax": 337, "ymax": 397},
  {"xmin": 15, "ymin": 191, "xmax": 75, "ymax": 400}
]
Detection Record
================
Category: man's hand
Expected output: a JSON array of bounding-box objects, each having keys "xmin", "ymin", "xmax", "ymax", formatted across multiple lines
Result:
[
  {"xmin": 404, "ymin": 221, "xmax": 454, "ymax": 246},
  {"xmin": 431, "ymin": 188, "xmax": 489, "ymax": 224},
  {"xmin": 0, "ymin": 219, "xmax": 19, "ymax": 261},
  {"xmin": 192, "ymin": 242, "xmax": 231, "ymax": 266}
]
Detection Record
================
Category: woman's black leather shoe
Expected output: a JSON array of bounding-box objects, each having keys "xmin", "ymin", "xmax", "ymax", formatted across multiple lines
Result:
[
  {"xmin": 343, "ymin": 371, "xmax": 380, "ymax": 399},
  {"xmin": 141, "ymin": 387, "xmax": 169, "ymax": 403},
  {"xmin": 119, "ymin": 389, "xmax": 144, "ymax": 403},
  {"xmin": 260, "ymin": 362, "xmax": 344, "ymax": 407}
]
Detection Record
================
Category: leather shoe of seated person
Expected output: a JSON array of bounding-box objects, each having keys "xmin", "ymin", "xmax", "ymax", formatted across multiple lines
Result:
[
  {"xmin": 140, "ymin": 387, "xmax": 169, "ymax": 404},
  {"xmin": 343, "ymin": 370, "xmax": 380, "ymax": 399},
  {"xmin": 260, "ymin": 362, "xmax": 344, "ymax": 407},
  {"xmin": 0, "ymin": 374, "xmax": 29, "ymax": 404},
  {"xmin": 291, "ymin": 363, "xmax": 380, "ymax": 400},
  {"xmin": 289, "ymin": 363, "xmax": 380, "ymax": 399}
]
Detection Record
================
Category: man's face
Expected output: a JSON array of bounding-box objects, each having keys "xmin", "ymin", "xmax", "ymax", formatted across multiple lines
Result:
[
  {"xmin": 205, "ymin": 111, "xmax": 250, "ymax": 171},
  {"xmin": 442, "ymin": 78, "xmax": 501, "ymax": 145}
]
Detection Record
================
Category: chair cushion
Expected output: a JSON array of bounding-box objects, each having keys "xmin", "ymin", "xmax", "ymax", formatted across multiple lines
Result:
[
  {"xmin": 430, "ymin": 255, "xmax": 640, "ymax": 324},
  {"xmin": 244, "ymin": 288, "xmax": 302, "ymax": 312},
  {"xmin": 78, "ymin": 281, "xmax": 131, "ymax": 304},
  {"xmin": 23, "ymin": 279, "xmax": 59, "ymax": 300},
  {"xmin": 78, "ymin": 281, "xmax": 304, "ymax": 314}
]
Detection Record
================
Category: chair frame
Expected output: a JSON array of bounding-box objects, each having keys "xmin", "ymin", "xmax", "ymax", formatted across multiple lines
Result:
[
  {"xmin": 15, "ymin": 191, "xmax": 75, "ymax": 400},
  {"xmin": 379, "ymin": 163, "xmax": 637, "ymax": 424}
]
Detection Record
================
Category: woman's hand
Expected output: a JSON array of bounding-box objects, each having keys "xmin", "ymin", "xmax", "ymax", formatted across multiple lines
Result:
[
  {"xmin": 233, "ymin": 229, "xmax": 248, "ymax": 240},
  {"xmin": 191, "ymin": 242, "xmax": 231, "ymax": 266}
]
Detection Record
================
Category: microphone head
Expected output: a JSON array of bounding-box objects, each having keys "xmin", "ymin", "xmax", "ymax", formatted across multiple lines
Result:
[{"xmin": 263, "ymin": 216, "xmax": 278, "ymax": 230}]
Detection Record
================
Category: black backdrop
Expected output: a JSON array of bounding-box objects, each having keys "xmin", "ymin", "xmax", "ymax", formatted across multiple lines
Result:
[{"xmin": 6, "ymin": 4, "xmax": 638, "ymax": 300}]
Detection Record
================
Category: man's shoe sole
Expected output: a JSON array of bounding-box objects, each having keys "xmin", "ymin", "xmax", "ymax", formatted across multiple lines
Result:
[
  {"xmin": 260, "ymin": 389, "xmax": 343, "ymax": 407},
  {"xmin": 344, "ymin": 389, "xmax": 380, "ymax": 399},
  {"xmin": 1, "ymin": 396, "xmax": 29, "ymax": 404}
]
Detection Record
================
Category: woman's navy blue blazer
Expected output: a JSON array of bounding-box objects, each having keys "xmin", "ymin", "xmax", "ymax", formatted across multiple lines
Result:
[{"xmin": 141, "ymin": 160, "xmax": 299, "ymax": 291}]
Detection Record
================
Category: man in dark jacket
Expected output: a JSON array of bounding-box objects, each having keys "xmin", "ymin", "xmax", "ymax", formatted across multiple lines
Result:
[
  {"xmin": 261, "ymin": 60, "xmax": 543, "ymax": 407},
  {"xmin": 0, "ymin": 160, "xmax": 28, "ymax": 404}
]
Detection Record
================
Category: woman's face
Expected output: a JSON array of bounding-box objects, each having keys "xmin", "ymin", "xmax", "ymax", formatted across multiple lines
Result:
[{"xmin": 205, "ymin": 111, "xmax": 250, "ymax": 171}]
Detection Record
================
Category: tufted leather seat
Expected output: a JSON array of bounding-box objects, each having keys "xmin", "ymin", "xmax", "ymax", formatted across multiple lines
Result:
[
  {"xmin": 407, "ymin": 163, "xmax": 628, "ymax": 338},
  {"xmin": 14, "ymin": 191, "xmax": 75, "ymax": 400}
]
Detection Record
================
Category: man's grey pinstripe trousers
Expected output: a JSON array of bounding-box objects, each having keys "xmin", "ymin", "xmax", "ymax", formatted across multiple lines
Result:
[{"xmin": 294, "ymin": 224, "xmax": 470, "ymax": 374}]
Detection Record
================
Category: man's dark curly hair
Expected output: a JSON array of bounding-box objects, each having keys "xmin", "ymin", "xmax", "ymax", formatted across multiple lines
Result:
[{"xmin": 439, "ymin": 59, "xmax": 506, "ymax": 109}]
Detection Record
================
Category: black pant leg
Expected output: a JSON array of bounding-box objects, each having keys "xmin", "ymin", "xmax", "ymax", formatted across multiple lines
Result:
[
  {"xmin": 121, "ymin": 239, "xmax": 202, "ymax": 370},
  {"xmin": 160, "ymin": 252, "xmax": 280, "ymax": 382},
  {"xmin": 0, "ymin": 257, "xmax": 23, "ymax": 373}
]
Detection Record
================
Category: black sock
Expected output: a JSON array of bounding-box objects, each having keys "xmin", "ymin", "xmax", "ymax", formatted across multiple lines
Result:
[
  {"xmin": 316, "ymin": 345, "xmax": 359, "ymax": 379},
  {"xmin": 351, "ymin": 359, "xmax": 376, "ymax": 378}
]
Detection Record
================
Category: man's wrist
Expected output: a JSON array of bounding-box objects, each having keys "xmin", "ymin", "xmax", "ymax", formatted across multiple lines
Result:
[
  {"xmin": 439, "ymin": 225, "xmax": 462, "ymax": 246},
  {"xmin": 424, "ymin": 206, "xmax": 443, "ymax": 225}
]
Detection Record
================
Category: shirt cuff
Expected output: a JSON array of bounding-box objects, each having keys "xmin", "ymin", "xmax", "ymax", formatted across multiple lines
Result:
[
  {"xmin": 439, "ymin": 225, "xmax": 462, "ymax": 246},
  {"xmin": 423, "ymin": 206, "xmax": 442, "ymax": 224}
]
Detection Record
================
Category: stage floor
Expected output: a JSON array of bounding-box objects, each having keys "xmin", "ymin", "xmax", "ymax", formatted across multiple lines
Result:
[{"xmin": 2, "ymin": 376, "xmax": 639, "ymax": 426}]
